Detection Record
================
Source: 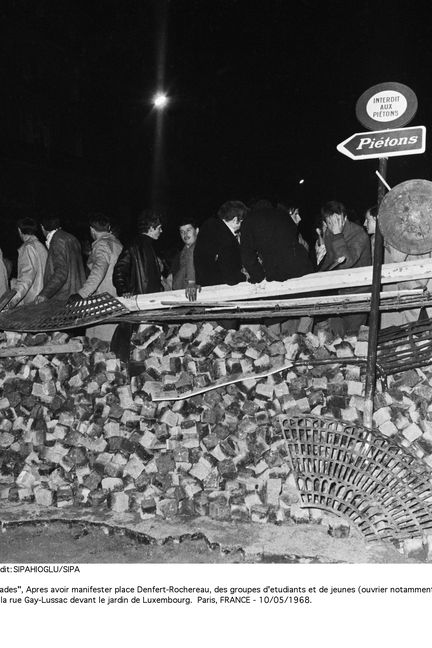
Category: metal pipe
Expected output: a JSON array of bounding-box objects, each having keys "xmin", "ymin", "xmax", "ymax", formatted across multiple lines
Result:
[{"xmin": 364, "ymin": 157, "xmax": 388, "ymax": 427}]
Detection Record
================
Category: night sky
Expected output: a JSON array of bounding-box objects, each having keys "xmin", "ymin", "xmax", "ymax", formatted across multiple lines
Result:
[{"xmin": 2, "ymin": 0, "xmax": 432, "ymax": 251}]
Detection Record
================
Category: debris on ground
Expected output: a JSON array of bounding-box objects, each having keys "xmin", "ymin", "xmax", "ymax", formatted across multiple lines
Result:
[{"xmin": 2, "ymin": 321, "xmax": 432, "ymax": 559}]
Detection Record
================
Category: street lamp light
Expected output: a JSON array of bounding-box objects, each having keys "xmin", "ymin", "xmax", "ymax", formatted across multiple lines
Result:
[
  {"xmin": 152, "ymin": 91, "xmax": 169, "ymax": 109},
  {"xmin": 151, "ymin": 91, "xmax": 169, "ymax": 208}
]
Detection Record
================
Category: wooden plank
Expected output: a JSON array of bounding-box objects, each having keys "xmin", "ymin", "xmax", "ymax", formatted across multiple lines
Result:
[
  {"xmin": 151, "ymin": 361, "xmax": 296, "ymax": 401},
  {"xmin": 161, "ymin": 289, "xmax": 422, "ymax": 310},
  {"xmin": 110, "ymin": 293, "xmax": 432, "ymax": 324},
  {"xmin": 119, "ymin": 259, "xmax": 432, "ymax": 312},
  {"xmin": 0, "ymin": 341, "xmax": 83, "ymax": 357},
  {"xmin": 150, "ymin": 356, "xmax": 372, "ymax": 402}
]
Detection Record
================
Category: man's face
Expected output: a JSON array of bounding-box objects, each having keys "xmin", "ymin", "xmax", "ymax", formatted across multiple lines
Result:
[
  {"xmin": 364, "ymin": 210, "xmax": 376, "ymax": 235},
  {"xmin": 325, "ymin": 213, "xmax": 346, "ymax": 227},
  {"xmin": 290, "ymin": 208, "xmax": 301, "ymax": 225},
  {"xmin": 324, "ymin": 212, "xmax": 347, "ymax": 236},
  {"xmin": 179, "ymin": 224, "xmax": 199, "ymax": 247},
  {"xmin": 230, "ymin": 215, "xmax": 242, "ymax": 234},
  {"xmin": 147, "ymin": 223, "xmax": 163, "ymax": 240}
]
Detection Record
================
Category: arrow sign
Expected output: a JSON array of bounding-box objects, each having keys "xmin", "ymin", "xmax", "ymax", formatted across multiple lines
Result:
[{"xmin": 337, "ymin": 125, "xmax": 426, "ymax": 160}]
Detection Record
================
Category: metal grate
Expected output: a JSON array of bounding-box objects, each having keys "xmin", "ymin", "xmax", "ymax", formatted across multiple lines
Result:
[
  {"xmin": 281, "ymin": 415, "xmax": 432, "ymax": 542},
  {"xmin": 377, "ymin": 317, "xmax": 432, "ymax": 375},
  {"xmin": 0, "ymin": 293, "xmax": 129, "ymax": 332}
]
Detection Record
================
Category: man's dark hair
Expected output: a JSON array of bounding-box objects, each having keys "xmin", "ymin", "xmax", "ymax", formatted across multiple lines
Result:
[
  {"xmin": 40, "ymin": 213, "xmax": 61, "ymax": 231},
  {"xmin": 178, "ymin": 217, "xmax": 198, "ymax": 229},
  {"xmin": 217, "ymin": 200, "xmax": 248, "ymax": 223},
  {"xmin": 137, "ymin": 209, "xmax": 162, "ymax": 234},
  {"xmin": 367, "ymin": 205, "xmax": 378, "ymax": 218},
  {"xmin": 88, "ymin": 212, "xmax": 111, "ymax": 232},
  {"xmin": 17, "ymin": 217, "xmax": 38, "ymax": 236},
  {"xmin": 248, "ymin": 198, "xmax": 273, "ymax": 210},
  {"xmin": 321, "ymin": 200, "xmax": 347, "ymax": 219}
]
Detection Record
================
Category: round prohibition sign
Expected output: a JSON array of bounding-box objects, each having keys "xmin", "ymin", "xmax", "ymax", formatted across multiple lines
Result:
[{"xmin": 356, "ymin": 82, "xmax": 418, "ymax": 131}]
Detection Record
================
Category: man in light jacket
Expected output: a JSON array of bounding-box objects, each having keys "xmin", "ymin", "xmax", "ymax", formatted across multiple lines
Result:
[
  {"xmin": 75, "ymin": 213, "xmax": 123, "ymax": 341},
  {"xmin": 0, "ymin": 248, "xmax": 8, "ymax": 297},
  {"xmin": 9, "ymin": 217, "xmax": 48, "ymax": 307}
]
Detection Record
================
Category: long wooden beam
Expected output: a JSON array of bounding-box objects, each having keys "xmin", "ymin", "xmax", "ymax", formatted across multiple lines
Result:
[
  {"xmin": 161, "ymin": 289, "xmax": 422, "ymax": 311},
  {"xmin": 119, "ymin": 259, "xmax": 432, "ymax": 312}
]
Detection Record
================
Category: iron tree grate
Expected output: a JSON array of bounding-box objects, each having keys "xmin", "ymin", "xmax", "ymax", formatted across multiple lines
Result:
[
  {"xmin": 0, "ymin": 293, "xmax": 129, "ymax": 332},
  {"xmin": 281, "ymin": 415, "xmax": 432, "ymax": 543}
]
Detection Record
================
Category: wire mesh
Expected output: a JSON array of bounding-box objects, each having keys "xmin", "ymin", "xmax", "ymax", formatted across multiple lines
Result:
[{"xmin": 0, "ymin": 293, "xmax": 129, "ymax": 332}]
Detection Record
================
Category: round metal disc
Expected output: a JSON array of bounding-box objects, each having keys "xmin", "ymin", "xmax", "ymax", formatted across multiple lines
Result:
[{"xmin": 378, "ymin": 179, "xmax": 432, "ymax": 254}]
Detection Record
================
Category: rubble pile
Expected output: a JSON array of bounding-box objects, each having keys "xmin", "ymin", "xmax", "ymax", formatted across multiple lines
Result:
[{"xmin": 1, "ymin": 321, "xmax": 432, "ymax": 530}]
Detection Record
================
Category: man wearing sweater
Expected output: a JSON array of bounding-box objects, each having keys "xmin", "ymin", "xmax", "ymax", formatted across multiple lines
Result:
[
  {"xmin": 318, "ymin": 200, "xmax": 371, "ymax": 335},
  {"xmin": 170, "ymin": 218, "xmax": 199, "ymax": 300}
]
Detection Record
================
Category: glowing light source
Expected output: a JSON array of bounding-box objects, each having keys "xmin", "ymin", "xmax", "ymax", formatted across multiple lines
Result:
[
  {"xmin": 299, "ymin": 178, "xmax": 305, "ymax": 184},
  {"xmin": 153, "ymin": 92, "xmax": 169, "ymax": 109}
]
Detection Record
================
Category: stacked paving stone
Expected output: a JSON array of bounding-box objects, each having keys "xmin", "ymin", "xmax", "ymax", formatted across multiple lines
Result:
[{"xmin": 0, "ymin": 320, "xmax": 432, "ymax": 539}]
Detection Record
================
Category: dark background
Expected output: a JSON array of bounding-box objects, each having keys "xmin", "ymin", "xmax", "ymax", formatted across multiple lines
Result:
[{"xmin": 1, "ymin": 0, "xmax": 431, "ymax": 260}]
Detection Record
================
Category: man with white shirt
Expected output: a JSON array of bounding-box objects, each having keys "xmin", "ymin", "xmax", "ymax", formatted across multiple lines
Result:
[
  {"xmin": 194, "ymin": 201, "xmax": 248, "ymax": 287},
  {"xmin": 35, "ymin": 214, "xmax": 85, "ymax": 303},
  {"xmin": 169, "ymin": 218, "xmax": 200, "ymax": 300}
]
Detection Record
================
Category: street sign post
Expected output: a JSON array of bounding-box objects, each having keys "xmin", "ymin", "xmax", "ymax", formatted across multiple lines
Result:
[
  {"xmin": 337, "ymin": 126, "xmax": 426, "ymax": 160},
  {"xmin": 341, "ymin": 82, "xmax": 421, "ymax": 429}
]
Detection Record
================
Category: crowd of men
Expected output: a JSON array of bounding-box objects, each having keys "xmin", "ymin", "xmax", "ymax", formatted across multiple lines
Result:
[{"xmin": 0, "ymin": 198, "xmax": 425, "ymax": 359}]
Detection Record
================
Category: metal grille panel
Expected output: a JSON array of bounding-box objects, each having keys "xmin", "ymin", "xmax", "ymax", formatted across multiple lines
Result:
[
  {"xmin": 281, "ymin": 415, "xmax": 432, "ymax": 542},
  {"xmin": 0, "ymin": 293, "xmax": 129, "ymax": 332}
]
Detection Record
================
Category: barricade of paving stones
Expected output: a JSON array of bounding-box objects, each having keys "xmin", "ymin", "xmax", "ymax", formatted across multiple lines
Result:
[{"xmin": 1, "ymin": 321, "xmax": 432, "ymax": 556}]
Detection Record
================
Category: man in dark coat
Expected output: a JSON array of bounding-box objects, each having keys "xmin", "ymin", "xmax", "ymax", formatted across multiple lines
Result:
[
  {"xmin": 240, "ymin": 204, "xmax": 314, "ymax": 283},
  {"xmin": 111, "ymin": 209, "xmax": 163, "ymax": 360},
  {"xmin": 35, "ymin": 214, "xmax": 85, "ymax": 303},
  {"xmin": 113, "ymin": 210, "xmax": 163, "ymax": 296},
  {"xmin": 194, "ymin": 201, "xmax": 248, "ymax": 287}
]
